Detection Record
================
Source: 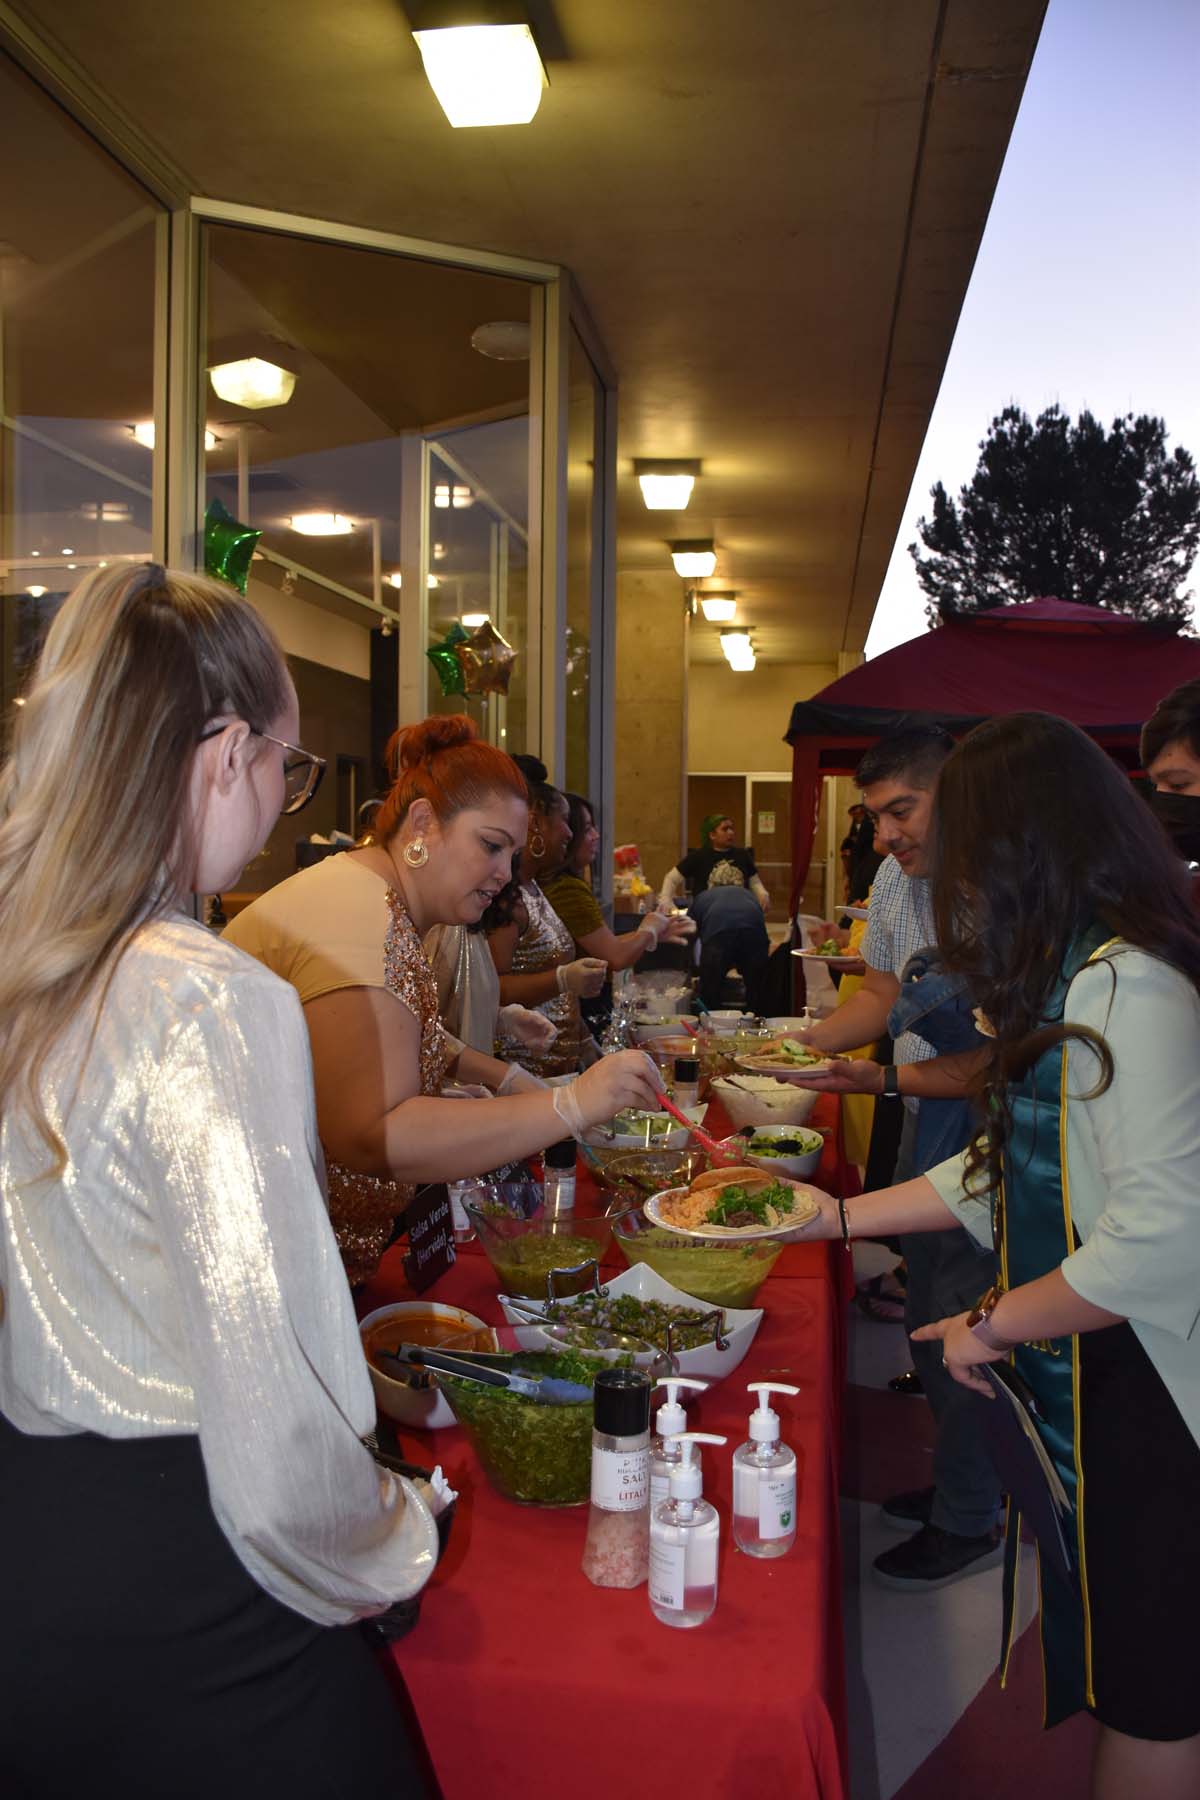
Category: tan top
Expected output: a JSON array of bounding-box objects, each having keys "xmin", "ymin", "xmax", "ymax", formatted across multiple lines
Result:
[{"xmin": 226, "ymin": 855, "xmax": 448, "ymax": 1285}]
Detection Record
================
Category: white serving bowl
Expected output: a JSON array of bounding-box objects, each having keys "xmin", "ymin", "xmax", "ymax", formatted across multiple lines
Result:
[
  {"xmin": 765, "ymin": 1015, "xmax": 811, "ymax": 1035},
  {"xmin": 360, "ymin": 1301, "xmax": 498, "ymax": 1431},
  {"xmin": 634, "ymin": 1014, "xmax": 699, "ymax": 1043},
  {"xmin": 498, "ymin": 1261, "xmax": 762, "ymax": 1386},
  {"xmin": 705, "ymin": 1010, "xmax": 755, "ymax": 1030},
  {"xmin": 721, "ymin": 1122, "xmax": 824, "ymax": 1179},
  {"xmin": 710, "ymin": 1074, "xmax": 820, "ymax": 1130},
  {"xmin": 587, "ymin": 1102, "xmax": 708, "ymax": 1152}
]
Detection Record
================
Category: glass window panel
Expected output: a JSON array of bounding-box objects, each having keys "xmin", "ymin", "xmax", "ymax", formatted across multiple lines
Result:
[
  {"xmin": 202, "ymin": 223, "xmax": 534, "ymax": 897},
  {"xmin": 0, "ymin": 51, "xmax": 161, "ymax": 723},
  {"xmin": 565, "ymin": 325, "xmax": 601, "ymax": 802}
]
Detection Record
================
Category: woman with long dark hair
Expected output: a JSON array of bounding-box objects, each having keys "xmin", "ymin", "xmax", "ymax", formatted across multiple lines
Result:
[{"xmin": 801, "ymin": 713, "xmax": 1200, "ymax": 1797}]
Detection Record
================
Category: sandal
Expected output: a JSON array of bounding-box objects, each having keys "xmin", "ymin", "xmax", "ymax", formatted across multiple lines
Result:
[{"xmin": 855, "ymin": 1272, "xmax": 906, "ymax": 1323}]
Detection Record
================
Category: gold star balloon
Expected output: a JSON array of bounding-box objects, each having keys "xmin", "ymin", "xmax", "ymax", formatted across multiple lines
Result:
[{"xmin": 458, "ymin": 617, "xmax": 517, "ymax": 696}]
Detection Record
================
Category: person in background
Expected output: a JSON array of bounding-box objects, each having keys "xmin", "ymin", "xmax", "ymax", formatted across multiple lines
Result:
[
  {"xmin": 489, "ymin": 756, "xmax": 608, "ymax": 1077},
  {"xmin": 660, "ymin": 812, "xmax": 770, "ymax": 912},
  {"xmin": 792, "ymin": 725, "xmax": 1000, "ymax": 1590},
  {"xmin": 841, "ymin": 800, "xmax": 884, "ymax": 902},
  {"xmin": 1141, "ymin": 678, "xmax": 1200, "ymax": 877},
  {"xmin": 543, "ymin": 792, "xmax": 693, "ymax": 971},
  {"xmin": 424, "ymin": 864, "xmax": 558, "ymax": 1058},
  {"xmin": 227, "ymin": 720, "xmax": 661, "ymax": 1282},
  {"xmin": 800, "ymin": 713, "xmax": 1200, "ymax": 1799},
  {"xmin": 691, "ymin": 859, "xmax": 772, "ymax": 1013},
  {"xmin": 0, "ymin": 565, "xmax": 441, "ymax": 1794}
]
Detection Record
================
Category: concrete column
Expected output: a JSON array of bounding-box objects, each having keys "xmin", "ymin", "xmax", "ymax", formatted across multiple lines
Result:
[{"xmin": 614, "ymin": 570, "xmax": 687, "ymax": 893}]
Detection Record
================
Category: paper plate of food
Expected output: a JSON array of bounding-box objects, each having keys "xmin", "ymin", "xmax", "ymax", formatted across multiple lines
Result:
[
  {"xmin": 791, "ymin": 938, "xmax": 863, "ymax": 970},
  {"xmin": 734, "ymin": 1039, "xmax": 847, "ymax": 1078},
  {"xmin": 644, "ymin": 1165, "xmax": 826, "ymax": 1243}
]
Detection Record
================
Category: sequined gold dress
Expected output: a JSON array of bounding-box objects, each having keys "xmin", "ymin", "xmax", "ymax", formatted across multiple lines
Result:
[{"xmin": 494, "ymin": 880, "xmax": 590, "ymax": 1077}]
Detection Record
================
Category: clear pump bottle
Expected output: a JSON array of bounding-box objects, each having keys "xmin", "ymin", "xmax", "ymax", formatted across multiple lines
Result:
[
  {"xmin": 732, "ymin": 1381, "xmax": 801, "ymax": 1558},
  {"xmin": 648, "ymin": 1432, "xmax": 727, "ymax": 1628},
  {"xmin": 649, "ymin": 1377, "xmax": 708, "ymax": 1512}
]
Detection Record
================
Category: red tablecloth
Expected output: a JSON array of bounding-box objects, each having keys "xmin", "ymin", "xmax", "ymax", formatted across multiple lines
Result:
[{"xmin": 358, "ymin": 1094, "xmax": 855, "ymax": 1800}]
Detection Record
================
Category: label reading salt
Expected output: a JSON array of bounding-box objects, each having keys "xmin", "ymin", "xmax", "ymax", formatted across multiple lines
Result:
[
  {"xmin": 648, "ymin": 1534, "xmax": 685, "ymax": 1612},
  {"xmin": 591, "ymin": 1445, "xmax": 649, "ymax": 1512},
  {"xmin": 760, "ymin": 1469, "xmax": 796, "ymax": 1539}
]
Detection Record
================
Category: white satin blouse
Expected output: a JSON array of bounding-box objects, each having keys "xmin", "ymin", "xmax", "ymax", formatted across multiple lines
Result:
[{"xmin": 0, "ymin": 915, "xmax": 437, "ymax": 1626}]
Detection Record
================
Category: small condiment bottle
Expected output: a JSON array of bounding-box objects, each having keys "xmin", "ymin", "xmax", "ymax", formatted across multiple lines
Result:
[
  {"xmin": 648, "ymin": 1432, "xmax": 727, "ymax": 1628},
  {"xmin": 673, "ymin": 1056, "xmax": 700, "ymax": 1109},
  {"xmin": 731, "ymin": 1381, "xmax": 801, "ymax": 1558},
  {"xmin": 581, "ymin": 1369, "xmax": 652, "ymax": 1589},
  {"xmin": 543, "ymin": 1137, "xmax": 577, "ymax": 1217},
  {"xmin": 649, "ymin": 1376, "xmax": 709, "ymax": 1511}
]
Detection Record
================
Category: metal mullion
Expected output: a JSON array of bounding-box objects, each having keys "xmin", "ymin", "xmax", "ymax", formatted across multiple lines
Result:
[
  {"xmin": 538, "ymin": 276, "xmax": 568, "ymax": 785},
  {"xmin": 165, "ymin": 208, "xmax": 202, "ymax": 570}
]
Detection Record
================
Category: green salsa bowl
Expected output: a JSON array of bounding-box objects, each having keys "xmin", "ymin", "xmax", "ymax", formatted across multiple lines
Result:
[{"xmin": 611, "ymin": 1208, "xmax": 782, "ymax": 1309}]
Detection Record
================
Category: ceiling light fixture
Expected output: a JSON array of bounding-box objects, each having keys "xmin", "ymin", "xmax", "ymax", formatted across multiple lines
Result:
[
  {"xmin": 470, "ymin": 319, "xmax": 532, "ymax": 361},
  {"xmin": 461, "ymin": 611, "xmax": 489, "ymax": 627},
  {"xmin": 427, "ymin": 574, "xmax": 440, "ymax": 589},
  {"xmin": 670, "ymin": 539, "xmax": 716, "ymax": 579},
  {"xmin": 413, "ymin": 21, "xmax": 547, "ymax": 128},
  {"xmin": 386, "ymin": 571, "xmax": 403, "ymax": 590},
  {"xmin": 635, "ymin": 458, "xmax": 701, "ymax": 511},
  {"xmin": 699, "ymin": 590, "xmax": 738, "ymax": 623},
  {"xmin": 132, "ymin": 422, "xmax": 218, "ymax": 452},
  {"xmin": 209, "ymin": 357, "xmax": 296, "ymax": 410},
  {"xmin": 720, "ymin": 629, "xmax": 756, "ymax": 672},
  {"xmin": 288, "ymin": 512, "xmax": 354, "ymax": 536},
  {"xmin": 26, "ymin": 584, "xmax": 47, "ymax": 598}
]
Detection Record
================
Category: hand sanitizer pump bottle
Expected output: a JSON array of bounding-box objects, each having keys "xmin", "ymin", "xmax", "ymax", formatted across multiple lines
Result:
[
  {"xmin": 648, "ymin": 1432, "xmax": 727, "ymax": 1629},
  {"xmin": 649, "ymin": 1377, "xmax": 708, "ymax": 1512},
  {"xmin": 732, "ymin": 1381, "xmax": 801, "ymax": 1558}
]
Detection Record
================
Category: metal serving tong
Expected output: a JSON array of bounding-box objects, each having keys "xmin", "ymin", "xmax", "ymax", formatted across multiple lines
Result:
[
  {"xmin": 503, "ymin": 1294, "xmax": 726, "ymax": 1361},
  {"xmin": 376, "ymin": 1343, "xmax": 591, "ymax": 1406}
]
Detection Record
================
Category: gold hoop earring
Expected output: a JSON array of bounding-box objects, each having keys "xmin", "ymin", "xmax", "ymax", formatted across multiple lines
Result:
[
  {"xmin": 402, "ymin": 837, "xmax": 429, "ymax": 868},
  {"xmin": 529, "ymin": 829, "xmax": 546, "ymax": 859}
]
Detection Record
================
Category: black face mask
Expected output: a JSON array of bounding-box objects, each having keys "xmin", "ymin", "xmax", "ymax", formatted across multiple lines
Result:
[{"xmin": 1148, "ymin": 789, "xmax": 1200, "ymax": 864}]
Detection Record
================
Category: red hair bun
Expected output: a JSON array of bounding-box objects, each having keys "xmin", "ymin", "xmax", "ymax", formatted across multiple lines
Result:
[{"xmin": 375, "ymin": 713, "xmax": 527, "ymax": 842}]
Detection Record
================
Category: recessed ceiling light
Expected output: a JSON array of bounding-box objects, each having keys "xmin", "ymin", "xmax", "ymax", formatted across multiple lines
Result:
[
  {"xmin": 30, "ymin": 550, "xmax": 39, "ymax": 556},
  {"xmin": 26, "ymin": 585, "xmax": 47, "ymax": 598},
  {"xmin": 470, "ymin": 319, "xmax": 532, "ymax": 361},
  {"xmin": 413, "ymin": 23, "xmax": 547, "ymax": 128},
  {"xmin": 699, "ymin": 591, "xmax": 738, "ymax": 623},
  {"xmin": 288, "ymin": 512, "xmax": 354, "ymax": 536},
  {"xmin": 209, "ymin": 357, "xmax": 296, "ymax": 410},
  {"xmin": 61, "ymin": 547, "xmax": 74, "ymax": 555},
  {"xmin": 461, "ymin": 611, "xmax": 489, "ymax": 627},
  {"xmin": 427, "ymin": 574, "xmax": 440, "ymax": 589},
  {"xmin": 670, "ymin": 540, "xmax": 716, "ymax": 579},
  {"xmin": 634, "ymin": 459, "xmax": 701, "ymax": 511}
]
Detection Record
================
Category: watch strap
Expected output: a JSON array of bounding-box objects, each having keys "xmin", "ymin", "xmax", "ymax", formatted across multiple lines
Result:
[{"xmin": 881, "ymin": 1065, "xmax": 901, "ymax": 1099}]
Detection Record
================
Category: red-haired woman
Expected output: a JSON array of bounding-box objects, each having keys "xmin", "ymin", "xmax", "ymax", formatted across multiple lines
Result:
[{"xmin": 227, "ymin": 717, "xmax": 661, "ymax": 1282}]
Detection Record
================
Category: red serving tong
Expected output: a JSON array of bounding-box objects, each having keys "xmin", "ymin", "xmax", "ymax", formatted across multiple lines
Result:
[{"xmin": 654, "ymin": 1089, "xmax": 739, "ymax": 1166}]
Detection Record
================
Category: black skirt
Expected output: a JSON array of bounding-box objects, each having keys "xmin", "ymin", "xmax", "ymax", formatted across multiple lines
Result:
[
  {"xmin": 0, "ymin": 1413, "xmax": 434, "ymax": 1799},
  {"xmin": 1079, "ymin": 1322, "xmax": 1200, "ymax": 1741}
]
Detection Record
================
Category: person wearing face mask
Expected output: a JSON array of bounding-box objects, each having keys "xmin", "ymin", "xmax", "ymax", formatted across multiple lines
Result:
[
  {"xmin": 659, "ymin": 813, "xmax": 771, "ymax": 912},
  {"xmin": 487, "ymin": 758, "xmax": 611, "ymax": 1077},
  {"xmin": 0, "ymin": 566, "xmax": 443, "ymax": 1794},
  {"xmin": 1141, "ymin": 678, "xmax": 1200, "ymax": 882},
  {"xmin": 226, "ymin": 719, "xmax": 663, "ymax": 1283}
]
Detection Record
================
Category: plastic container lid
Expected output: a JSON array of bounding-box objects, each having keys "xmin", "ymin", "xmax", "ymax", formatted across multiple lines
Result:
[
  {"xmin": 594, "ymin": 1367, "xmax": 651, "ymax": 1437},
  {"xmin": 543, "ymin": 1137, "xmax": 577, "ymax": 1171}
]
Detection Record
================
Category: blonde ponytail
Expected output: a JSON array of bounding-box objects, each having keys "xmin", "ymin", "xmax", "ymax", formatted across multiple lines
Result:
[{"xmin": 0, "ymin": 563, "xmax": 288, "ymax": 1169}]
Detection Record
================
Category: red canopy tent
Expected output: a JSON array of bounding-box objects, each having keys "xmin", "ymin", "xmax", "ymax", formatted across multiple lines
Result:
[{"xmin": 785, "ymin": 598, "xmax": 1200, "ymax": 913}]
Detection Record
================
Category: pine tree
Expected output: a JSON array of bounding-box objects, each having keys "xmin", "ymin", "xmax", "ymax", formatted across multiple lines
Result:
[{"xmin": 909, "ymin": 405, "xmax": 1199, "ymax": 625}]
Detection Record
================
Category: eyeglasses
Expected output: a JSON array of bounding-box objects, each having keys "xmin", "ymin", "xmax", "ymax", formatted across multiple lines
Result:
[{"xmin": 199, "ymin": 724, "xmax": 326, "ymax": 815}]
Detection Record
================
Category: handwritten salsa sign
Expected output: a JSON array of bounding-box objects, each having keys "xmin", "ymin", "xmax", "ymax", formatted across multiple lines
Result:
[{"xmin": 402, "ymin": 1184, "xmax": 456, "ymax": 1293}]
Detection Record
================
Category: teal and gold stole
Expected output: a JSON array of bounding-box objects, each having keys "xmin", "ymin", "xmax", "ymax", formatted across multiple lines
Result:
[{"xmin": 993, "ymin": 926, "xmax": 1117, "ymax": 1728}]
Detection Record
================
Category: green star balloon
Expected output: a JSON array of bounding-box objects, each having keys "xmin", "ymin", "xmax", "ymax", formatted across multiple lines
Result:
[
  {"xmin": 204, "ymin": 497, "xmax": 262, "ymax": 595},
  {"xmin": 427, "ymin": 627, "xmax": 468, "ymax": 697}
]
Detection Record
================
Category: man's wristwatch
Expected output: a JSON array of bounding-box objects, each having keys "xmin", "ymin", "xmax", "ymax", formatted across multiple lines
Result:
[
  {"xmin": 966, "ymin": 1284, "xmax": 1019, "ymax": 1353},
  {"xmin": 880, "ymin": 1065, "xmax": 901, "ymax": 1099}
]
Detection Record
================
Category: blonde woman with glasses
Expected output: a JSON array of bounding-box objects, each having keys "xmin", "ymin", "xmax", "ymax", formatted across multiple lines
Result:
[{"xmin": 0, "ymin": 565, "xmax": 441, "ymax": 1798}]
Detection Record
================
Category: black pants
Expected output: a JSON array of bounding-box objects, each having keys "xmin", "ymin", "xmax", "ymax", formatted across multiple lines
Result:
[
  {"xmin": 698, "ymin": 926, "xmax": 770, "ymax": 1012},
  {"xmin": 0, "ymin": 1413, "xmax": 433, "ymax": 1800}
]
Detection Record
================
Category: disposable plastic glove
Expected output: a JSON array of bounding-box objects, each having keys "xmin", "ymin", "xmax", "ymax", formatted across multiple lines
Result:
[
  {"xmin": 497, "ymin": 1003, "xmax": 559, "ymax": 1049},
  {"xmin": 496, "ymin": 1064, "xmax": 550, "ymax": 1096},
  {"xmin": 556, "ymin": 956, "xmax": 608, "ymax": 998},
  {"xmin": 552, "ymin": 1049, "xmax": 665, "ymax": 1140}
]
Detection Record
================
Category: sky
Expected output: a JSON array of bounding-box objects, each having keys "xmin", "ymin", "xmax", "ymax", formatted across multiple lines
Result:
[{"xmin": 865, "ymin": 0, "xmax": 1200, "ymax": 658}]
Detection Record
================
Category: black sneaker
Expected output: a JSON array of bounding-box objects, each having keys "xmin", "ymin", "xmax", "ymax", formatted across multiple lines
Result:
[
  {"xmin": 880, "ymin": 1486, "xmax": 934, "ymax": 1533},
  {"xmin": 872, "ymin": 1523, "xmax": 1003, "ymax": 1590}
]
